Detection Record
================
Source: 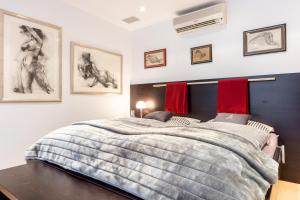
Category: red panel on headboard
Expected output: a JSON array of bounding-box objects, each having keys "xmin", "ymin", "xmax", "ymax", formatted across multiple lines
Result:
[
  {"xmin": 217, "ymin": 78, "xmax": 249, "ymax": 114},
  {"xmin": 165, "ymin": 82, "xmax": 188, "ymax": 114}
]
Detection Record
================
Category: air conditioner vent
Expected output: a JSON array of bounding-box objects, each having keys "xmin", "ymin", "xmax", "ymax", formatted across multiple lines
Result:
[
  {"xmin": 175, "ymin": 18, "xmax": 221, "ymax": 33},
  {"xmin": 122, "ymin": 16, "xmax": 139, "ymax": 24},
  {"xmin": 173, "ymin": 3, "xmax": 226, "ymax": 34}
]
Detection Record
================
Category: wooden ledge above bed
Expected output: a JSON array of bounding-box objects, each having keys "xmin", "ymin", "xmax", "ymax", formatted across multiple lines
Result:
[{"xmin": 0, "ymin": 161, "xmax": 140, "ymax": 200}]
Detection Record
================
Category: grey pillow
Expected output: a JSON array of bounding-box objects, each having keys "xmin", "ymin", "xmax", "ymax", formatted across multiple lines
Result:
[
  {"xmin": 144, "ymin": 111, "xmax": 173, "ymax": 122},
  {"xmin": 213, "ymin": 113, "xmax": 250, "ymax": 125},
  {"xmin": 166, "ymin": 116, "xmax": 201, "ymax": 126}
]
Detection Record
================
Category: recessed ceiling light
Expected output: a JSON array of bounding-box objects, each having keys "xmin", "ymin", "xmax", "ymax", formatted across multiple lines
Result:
[{"xmin": 139, "ymin": 6, "xmax": 146, "ymax": 12}]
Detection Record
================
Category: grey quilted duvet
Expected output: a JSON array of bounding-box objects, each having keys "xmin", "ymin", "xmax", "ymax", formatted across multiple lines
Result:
[{"xmin": 25, "ymin": 118, "xmax": 278, "ymax": 200}]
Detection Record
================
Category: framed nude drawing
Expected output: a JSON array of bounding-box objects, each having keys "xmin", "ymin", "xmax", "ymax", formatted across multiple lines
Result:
[
  {"xmin": 0, "ymin": 9, "xmax": 62, "ymax": 102},
  {"xmin": 243, "ymin": 24, "xmax": 286, "ymax": 56},
  {"xmin": 71, "ymin": 42, "xmax": 122, "ymax": 94}
]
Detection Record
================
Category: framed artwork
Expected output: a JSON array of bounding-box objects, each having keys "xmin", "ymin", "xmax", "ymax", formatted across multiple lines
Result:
[
  {"xmin": 71, "ymin": 42, "xmax": 122, "ymax": 94},
  {"xmin": 0, "ymin": 9, "xmax": 62, "ymax": 102},
  {"xmin": 191, "ymin": 44, "xmax": 212, "ymax": 65},
  {"xmin": 144, "ymin": 48, "xmax": 166, "ymax": 68},
  {"xmin": 243, "ymin": 24, "xmax": 286, "ymax": 56}
]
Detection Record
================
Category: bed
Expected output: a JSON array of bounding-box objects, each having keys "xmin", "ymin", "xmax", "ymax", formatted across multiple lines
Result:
[{"xmin": 25, "ymin": 117, "xmax": 279, "ymax": 200}]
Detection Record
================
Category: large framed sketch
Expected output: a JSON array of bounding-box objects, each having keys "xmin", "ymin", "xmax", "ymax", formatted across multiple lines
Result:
[
  {"xmin": 0, "ymin": 9, "xmax": 62, "ymax": 102},
  {"xmin": 243, "ymin": 24, "xmax": 286, "ymax": 56},
  {"xmin": 71, "ymin": 42, "xmax": 122, "ymax": 94}
]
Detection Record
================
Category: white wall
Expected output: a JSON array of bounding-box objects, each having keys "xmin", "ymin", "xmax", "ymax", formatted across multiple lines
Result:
[
  {"xmin": 131, "ymin": 0, "xmax": 300, "ymax": 84},
  {"xmin": 0, "ymin": 0, "xmax": 132, "ymax": 169},
  {"xmin": 1, "ymin": 0, "xmax": 300, "ymax": 170}
]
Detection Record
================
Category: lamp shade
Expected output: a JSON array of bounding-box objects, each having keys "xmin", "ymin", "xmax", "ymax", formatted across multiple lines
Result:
[
  {"xmin": 146, "ymin": 100, "xmax": 155, "ymax": 109},
  {"xmin": 136, "ymin": 101, "xmax": 146, "ymax": 109}
]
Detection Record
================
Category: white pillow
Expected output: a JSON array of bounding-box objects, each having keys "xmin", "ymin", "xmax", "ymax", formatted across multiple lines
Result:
[
  {"xmin": 213, "ymin": 113, "xmax": 250, "ymax": 125},
  {"xmin": 166, "ymin": 116, "xmax": 200, "ymax": 126},
  {"xmin": 262, "ymin": 133, "xmax": 279, "ymax": 157},
  {"xmin": 247, "ymin": 120, "xmax": 274, "ymax": 133},
  {"xmin": 205, "ymin": 121, "xmax": 270, "ymax": 149}
]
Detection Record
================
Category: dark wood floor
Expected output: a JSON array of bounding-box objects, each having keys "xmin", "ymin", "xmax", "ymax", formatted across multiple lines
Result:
[
  {"xmin": 0, "ymin": 192, "xmax": 9, "ymax": 200},
  {"xmin": 0, "ymin": 161, "xmax": 140, "ymax": 200}
]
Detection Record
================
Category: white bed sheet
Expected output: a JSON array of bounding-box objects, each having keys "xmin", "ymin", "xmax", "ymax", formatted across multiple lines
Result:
[{"xmin": 262, "ymin": 133, "xmax": 278, "ymax": 158}]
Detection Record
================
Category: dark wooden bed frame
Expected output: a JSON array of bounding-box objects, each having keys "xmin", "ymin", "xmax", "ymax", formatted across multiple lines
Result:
[
  {"xmin": 130, "ymin": 73, "xmax": 300, "ymax": 184},
  {"xmin": 0, "ymin": 151, "xmax": 281, "ymax": 200},
  {"xmin": 0, "ymin": 161, "xmax": 141, "ymax": 200}
]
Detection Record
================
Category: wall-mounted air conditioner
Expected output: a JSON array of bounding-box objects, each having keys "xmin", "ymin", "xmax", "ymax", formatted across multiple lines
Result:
[{"xmin": 173, "ymin": 3, "xmax": 227, "ymax": 34}]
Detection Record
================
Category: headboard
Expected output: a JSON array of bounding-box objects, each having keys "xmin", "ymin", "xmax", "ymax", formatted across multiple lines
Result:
[{"xmin": 130, "ymin": 73, "xmax": 300, "ymax": 184}]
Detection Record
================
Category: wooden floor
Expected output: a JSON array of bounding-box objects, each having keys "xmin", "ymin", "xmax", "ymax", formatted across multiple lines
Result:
[{"xmin": 270, "ymin": 180, "xmax": 300, "ymax": 200}]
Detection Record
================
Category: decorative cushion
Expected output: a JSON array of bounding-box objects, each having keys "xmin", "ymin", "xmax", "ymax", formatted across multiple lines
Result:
[
  {"xmin": 207, "ymin": 120, "xmax": 270, "ymax": 149},
  {"xmin": 213, "ymin": 113, "xmax": 250, "ymax": 125},
  {"xmin": 144, "ymin": 111, "xmax": 173, "ymax": 122},
  {"xmin": 166, "ymin": 116, "xmax": 200, "ymax": 126},
  {"xmin": 247, "ymin": 120, "xmax": 275, "ymax": 133}
]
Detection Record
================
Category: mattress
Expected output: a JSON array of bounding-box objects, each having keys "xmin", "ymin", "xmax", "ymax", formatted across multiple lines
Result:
[{"xmin": 25, "ymin": 118, "xmax": 279, "ymax": 200}]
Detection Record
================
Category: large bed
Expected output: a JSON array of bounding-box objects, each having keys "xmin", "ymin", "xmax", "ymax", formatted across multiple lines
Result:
[{"xmin": 25, "ymin": 117, "xmax": 279, "ymax": 200}]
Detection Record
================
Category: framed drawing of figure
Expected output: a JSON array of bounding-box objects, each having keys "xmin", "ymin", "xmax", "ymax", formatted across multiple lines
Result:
[
  {"xmin": 0, "ymin": 9, "xmax": 62, "ymax": 102},
  {"xmin": 71, "ymin": 42, "xmax": 122, "ymax": 94},
  {"xmin": 243, "ymin": 24, "xmax": 286, "ymax": 56},
  {"xmin": 144, "ymin": 48, "xmax": 167, "ymax": 68},
  {"xmin": 191, "ymin": 44, "xmax": 212, "ymax": 65}
]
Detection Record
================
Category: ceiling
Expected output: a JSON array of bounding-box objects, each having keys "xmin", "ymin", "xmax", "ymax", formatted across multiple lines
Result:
[{"xmin": 63, "ymin": 0, "xmax": 217, "ymax": 31}]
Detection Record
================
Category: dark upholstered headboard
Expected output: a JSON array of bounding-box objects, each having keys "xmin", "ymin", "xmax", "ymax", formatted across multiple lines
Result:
[{"xmin": 130, "ymin": 73, "xmax": 300, "ymax": 183}]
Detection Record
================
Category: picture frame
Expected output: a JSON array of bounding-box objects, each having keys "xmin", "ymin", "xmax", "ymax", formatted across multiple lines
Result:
[
  {"xmin": 71, "ymin": 42, "xmax": 122, "ymax": 94},
  {"xmin": 243, "ymin": 24, "xmax": 286, "ymax": 56},
  {"xmin": 0, "ymin": 9, "xmax": 62, "ymax": 102},
  {"xmin": 191, "ymin": 44, "xmax": 212, "ymax": 65},
  {"xmin": 144, "ymin": 48, "xmax": 167, "ymax": 68}
]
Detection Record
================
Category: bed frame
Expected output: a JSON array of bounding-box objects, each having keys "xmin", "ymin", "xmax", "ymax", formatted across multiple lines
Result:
[
  {"xmin": 130, "ymin": 72, "xmax": 300, "ymax": 184},
  {"xmin": 0, "ymin": 124, "xmax": 283, "ymax": 200},
  {"xmin": 0, "ymin": 73, "xmax": 296, "ymax": 199},
  {"xmin": 0, "ymin": 157, "xmax": 280, "ymax": 200}
]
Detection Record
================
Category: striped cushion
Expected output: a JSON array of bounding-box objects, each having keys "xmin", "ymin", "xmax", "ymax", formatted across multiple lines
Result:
[
  {"xmin": 166, "ymin": 116, "xmax": 200, "ymax": 126},
  {"xmin": 206, "ymin": 121, "xmax": 270, "ymax": 149},
  {"xmin": 247, "ymin": 120, "xmax": 274, "ymax": 133}
]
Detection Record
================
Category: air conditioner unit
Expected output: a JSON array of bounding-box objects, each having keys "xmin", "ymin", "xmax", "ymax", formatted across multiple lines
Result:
[{"xmin": 173, "ymin": 3, "xmax": 227, "ymax": 34}]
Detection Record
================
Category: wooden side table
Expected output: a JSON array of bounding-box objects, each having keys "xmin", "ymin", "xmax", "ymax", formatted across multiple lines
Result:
[
  {"xmin": 0, "ymin": 161, "xmax": 139, "ymax": 200},
  {"xmin": 270, "ymin": 180, "xmax": 300, "ymax": 200}
]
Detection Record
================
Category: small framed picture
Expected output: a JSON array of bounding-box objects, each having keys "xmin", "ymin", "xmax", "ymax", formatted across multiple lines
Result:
[
  {"xmin": 144, "ymin": 48, "xmax": 166, "ymax": 68},
  {"xmin": 191, "ymin": 44, "xmax": 212, "ymax": 65},
  {"xmin": 243, "ymin": 24, "xmax": 286, "ymax": 56}
]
